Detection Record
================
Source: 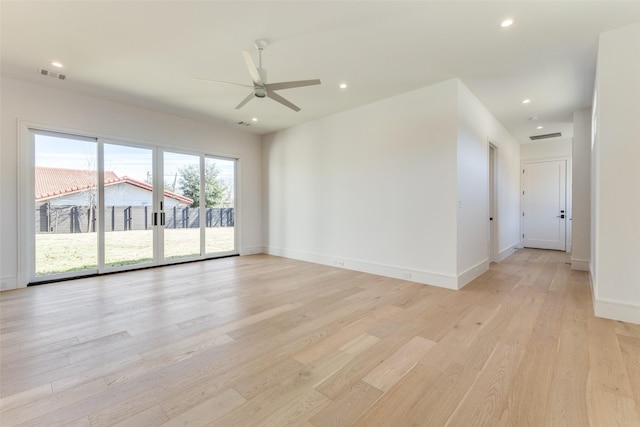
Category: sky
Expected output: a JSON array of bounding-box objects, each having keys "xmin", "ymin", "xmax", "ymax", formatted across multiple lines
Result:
[{"xmin": 35, "ymin": 134, "xmax": 236, "ymax": 193}]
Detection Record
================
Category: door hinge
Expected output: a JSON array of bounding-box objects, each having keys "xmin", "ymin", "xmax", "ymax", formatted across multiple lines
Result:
[
  {"xmin": 523, "ymin": 169, "xmax": 525, "ymax": 174},
  {"xmin": 522, "ymin": 212, "xmax": 525, "ymax": 216},
  {"xmin": 523, "ymin": 234, "xmax": 525, "ymax": 238}
]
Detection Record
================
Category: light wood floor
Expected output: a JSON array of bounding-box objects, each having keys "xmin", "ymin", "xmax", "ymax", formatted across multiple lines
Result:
[{"xmin": 1, "ymin": 249, "xmax": 639, "ymax": 426}]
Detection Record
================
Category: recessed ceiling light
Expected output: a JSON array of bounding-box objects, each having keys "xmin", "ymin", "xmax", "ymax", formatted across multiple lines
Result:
[
  {"xmin": 522, "ymin": 99, "xmax": 531, "ymax": 104},
  {"xmin": 252, "ymin": 117, "xmax": 258, "ymax": 122},
  {"xmin": 501, "ymin": 19, "xmax": 514, "ymax": 28},
  {"xmin": 51, "ymin": 61, "xmax": 63, "ymax": 68},
  {"xmin": 537, "ymin": 125, "xmax": 543, "ymax": 129},
  {"xmin": 339, "ymin": 83, "xmax": 348, "ymax": 89}
]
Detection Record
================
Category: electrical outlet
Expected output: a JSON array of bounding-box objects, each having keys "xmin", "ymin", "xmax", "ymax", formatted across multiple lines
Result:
[
  {"xmin": 336, "ymin": 260, "xmax": 344, "ymax": 267},
  {"xmin": 402, "ymin": 271, "xmax": 411, "ymax": 280}
]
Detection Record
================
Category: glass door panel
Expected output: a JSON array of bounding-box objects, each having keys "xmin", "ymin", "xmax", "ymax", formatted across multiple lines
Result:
[
  {"xmin": 103, "ymin": 144, "xmax": 154, "ymax": 268},
  {"xmin": 34, "ymin": 133, "xmax": 98, "ymax": 277},
  {"xmin": 31, "ymin": 130, "xmax": 239, "ymax": 283},
  {"xmin": 205, "ymin": 157, "xmax": 236, "ymax": 254},
  {"xmin": 163, "ymin": 151, "xmax": 201, "ymax": 260}
]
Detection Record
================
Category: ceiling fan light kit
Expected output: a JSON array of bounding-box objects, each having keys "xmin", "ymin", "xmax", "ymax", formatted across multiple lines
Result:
[{"xmin": 196, "ymin": 39, "xmax": 321, "ymax": 112}]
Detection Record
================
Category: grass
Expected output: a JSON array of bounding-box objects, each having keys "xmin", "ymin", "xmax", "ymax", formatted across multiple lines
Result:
[{"xmin": 35, "ymin": 227, "xmax": 235, "ymax": 275}]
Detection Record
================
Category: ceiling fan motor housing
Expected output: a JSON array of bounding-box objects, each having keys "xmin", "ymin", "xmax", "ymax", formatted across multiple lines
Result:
[{"xmin": 254, "ymin": 87, "xmax": 267, "ymax": 98}]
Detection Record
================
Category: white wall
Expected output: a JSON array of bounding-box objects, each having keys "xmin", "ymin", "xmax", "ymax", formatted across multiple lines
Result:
[
  {"xmin": 456, "ymin": 81, "xmax": 521, "ymax": 280},
  {"xmin": 520, "ymin": 139, "xmax": 572, "ymax": 160},
  {"xmin": 264, "ymin": 79, "xmax": 459, "ymax": 287},
  {"xmin": 263, "ymin": 78, "xmax": 521, "ymax": 289},
  {"xmin": 0, "ymin": 77, "xmax": 263, "ymax": 290},
  {"xmin": 591, "ymin": 23, "xmax": 640, "ymax": 324},
  {"xmin": 572, "ymin": 108, "xmax": 591, "ymax": 271}
]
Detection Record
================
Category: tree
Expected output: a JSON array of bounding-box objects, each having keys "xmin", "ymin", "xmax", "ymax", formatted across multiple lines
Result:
[{"xmin": 177, "ymin": 162, "xmax": 227, "ymax": 208}]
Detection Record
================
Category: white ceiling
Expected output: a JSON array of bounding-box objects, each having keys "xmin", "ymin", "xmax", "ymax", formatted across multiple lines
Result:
[{"xmin": 2, "ymin": 1, "xmax": 639, "ymax": 143}]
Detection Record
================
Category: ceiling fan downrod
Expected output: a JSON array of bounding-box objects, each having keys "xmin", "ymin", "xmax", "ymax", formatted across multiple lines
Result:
[{"xmin": 255, "ymin": 39, "xmax": 267, "ymax": 69}]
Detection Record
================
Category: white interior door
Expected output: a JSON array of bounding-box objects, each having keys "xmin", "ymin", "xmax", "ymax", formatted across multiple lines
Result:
[{"xmin": 522, "ymin": 159, "xmax": 567, "ymax": 250}]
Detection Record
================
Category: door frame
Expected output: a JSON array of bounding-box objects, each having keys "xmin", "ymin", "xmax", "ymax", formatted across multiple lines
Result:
[
  {"xmin": 19, "ymin": 121, "xmax": 240, "ymax": 286},
  {"xmin": 520, "ymin": 156, "xmax": 571, "ymax": 251},
  {"xmin": 488, "ymin": 141, "xmax": 498, "ymax": 262}
]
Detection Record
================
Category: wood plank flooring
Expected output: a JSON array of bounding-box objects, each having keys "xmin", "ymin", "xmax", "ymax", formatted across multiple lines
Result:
[{"xmin": 1, "ymin": 249, "xmax": 639, "ymax": 426}]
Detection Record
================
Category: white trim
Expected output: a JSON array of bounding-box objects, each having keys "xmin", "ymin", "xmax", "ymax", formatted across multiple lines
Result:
[
  {"xmin": 488, "ymin": 140, "xmax": 499, "ymax": 263},
  {"xmin": 457, "ymin": 258, "xmax": 490, "ymax": 289},
  {"xmin": 263, "ymin": 246, "xmax": 459, "ymax": 290},
  {"xmin": 497, "ymin": 243, "xmax": 519, "ymax": 262},
  {"xmin": 590, "ymin": 268, "xmax": 639, "ymax": 325},
  {"xmin": 240, "ymin": 246, "xmax": 263, "ymax": 256},
  {"xmin": 570, "ymin": 258, "xmax": 590, "ymax": 271},
  {"xmin": 231, "ymin": 158, "xmax": 240, "ymax": 257},
  {"xmin": 18, "ymin": 122, "xmax": 33, "ymax": 287},
  {"xmin": 0, "ymin": 275, "xmax": 18, "ymax": 291},
  {"xmin": 593, "ymin": 298, "xmax": 640, "ymax": 325}
]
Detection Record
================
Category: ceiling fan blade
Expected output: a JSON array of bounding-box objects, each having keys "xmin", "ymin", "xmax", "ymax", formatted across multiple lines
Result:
[
  {"xmin": 235, "ymin": 91, "xmax": 255, "ymax": 109},
  {"xmin": 242, "ymin": 50, "xmax": 263, "ymax": 86},
  {"xmin": 192, "ymin": 78, "xmax": 252, "ymax": 89},
  {"xmin": 266, "ymin": 79, "xmax": 321, "ymax": 91},
  {"xmin": 267, "ymin": 90, "xmax": 301, "ymax": 112}
]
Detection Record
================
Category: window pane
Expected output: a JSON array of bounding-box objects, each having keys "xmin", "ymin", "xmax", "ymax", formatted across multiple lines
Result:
[
  {"xmin": 104, "ymin": 144, "xmax": 154, "ymax": 268},
  {"xmin": 163, "ymin": 152, "xmax": 201, "ymax": 259},
  {"xmin": 205, "ymin": 157, "xmax": 235, "ymax": 254},
  {"xmin": 34, "ymin": 133, "xmax": 97, "ymax": 275}
]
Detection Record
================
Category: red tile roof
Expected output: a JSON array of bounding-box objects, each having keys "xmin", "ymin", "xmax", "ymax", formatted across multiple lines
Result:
[{"xmin": 35, "ymin": 167, "xmax": 193, "ymax": 205}]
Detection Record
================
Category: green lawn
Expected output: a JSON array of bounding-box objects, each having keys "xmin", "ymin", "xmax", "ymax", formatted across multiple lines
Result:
[{"xmin": 35, "ymin": 227, "xmax": 235, "ymax": 275}]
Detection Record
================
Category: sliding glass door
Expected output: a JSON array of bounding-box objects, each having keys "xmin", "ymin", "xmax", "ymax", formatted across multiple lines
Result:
[
  {"xmin": 34, "ymin": 132, "xmax": 99, "ymax": 277},
  {"xmin": 103, "ymin": 143, "xmax": 155, "ymax": 269},
  {"xmin": 205, "ymin": 156, "xmax": 235, "ymax": 255},
  {"xmin": 163, "ymin": 151, "xmax": 201, "ymax": 261},
  {"xmin": 30, "ymin": 129, "xmax": 237, "ymax": 283}
]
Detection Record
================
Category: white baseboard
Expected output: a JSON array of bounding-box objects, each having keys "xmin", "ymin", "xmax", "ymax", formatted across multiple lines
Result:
[
  {"xmin": 570, "ymin": 258, "xmax": 590, "ymax": 271},
  {"xmin": 593, "ymin": 298, "xmax": 640, "ymax": 325},
  {"xmin": 0, "ymin": 275, "xmax": 18, "ymax": 291},
  {"xmin": 590, "ymin": 269, "xmax": 640, "ymax": 325},
  {"xmin": 457, "ymin": 259, "xmax": 489, "ymax": 289},
  {"xmin": 263, "ymin": 246, "xmax": 459, "ymax": 290},
  {"xmin": 239, "ymin": 246, "xmax": 264, "ymax": 256},
  {"xmin": 496, "ymin": 244, "xmax": 519, "ymax": 262}
]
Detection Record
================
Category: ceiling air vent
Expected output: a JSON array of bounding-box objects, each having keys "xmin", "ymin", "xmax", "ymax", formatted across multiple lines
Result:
[
  {"xmin": 38, "ymin": 68, "xmax": 66, "ymax": 80},
  {"xmin": 530, "ymin": 132, "xmax": 561, "ymax": 141},
  {"xmin": 236, "ymin": 121, "xmax": 251, "ymax": 127}
]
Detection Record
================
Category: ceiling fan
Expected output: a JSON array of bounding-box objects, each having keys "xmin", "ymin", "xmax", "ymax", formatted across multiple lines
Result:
[{"xmin": 195, "ymin": 39, "xmax": 321, "ymax": 112}]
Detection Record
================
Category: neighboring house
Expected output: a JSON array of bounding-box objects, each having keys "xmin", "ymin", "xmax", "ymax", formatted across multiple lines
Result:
[
  {"xmin": 35, "ymin": 166, "xmax": 192, "ymax": 207},
  {"xmin": 35, "ymin": 167, "xmax": 194, "ymax": 233}
]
